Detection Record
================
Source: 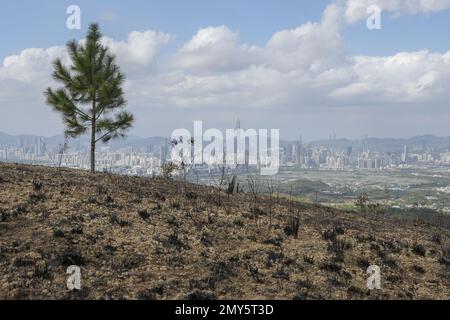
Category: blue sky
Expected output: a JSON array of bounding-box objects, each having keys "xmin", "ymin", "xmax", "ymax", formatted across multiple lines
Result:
[
  {"xmin": 1, "ymin": 1, "xmax": 450, "ymax": 140},
  {"xmin": 2, "ymin": 0, "xmax": 325, "ymax": 59},
  {"xmin": 2, "ymin": 0, "xmax": 449, "ymax": 61}
]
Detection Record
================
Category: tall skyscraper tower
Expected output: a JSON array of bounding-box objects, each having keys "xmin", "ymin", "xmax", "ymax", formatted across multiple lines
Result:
[
  {"xmin": 234, "ymin": 118, "xmax": 241, "ymax": 165},
  {"xmin": 402, "ymin": 145, "xmax": 409, "ymax": 163}
]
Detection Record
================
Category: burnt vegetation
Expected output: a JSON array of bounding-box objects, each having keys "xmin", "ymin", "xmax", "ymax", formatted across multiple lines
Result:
[{"xmin": 0, "ymin": 162, "xmax": 448, "ymax": 299}]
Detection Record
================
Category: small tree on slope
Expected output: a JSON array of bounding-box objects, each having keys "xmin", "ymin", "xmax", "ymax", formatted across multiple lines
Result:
[{"xmin": 45, "ymin": 23, "xmax": 134, "ymax": 173}]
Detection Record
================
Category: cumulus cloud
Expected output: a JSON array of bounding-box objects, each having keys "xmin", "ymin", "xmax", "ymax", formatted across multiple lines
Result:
[
  {"xmin": 1, "ymin": 1, "xmax": 450, "ymax": 138},
  {"xmin": 160, "ymin": 1, "xmax": 450, "ymax": 111},
  {"xmin": 172, "ymin": 4, "xmax": 345, "ymax": 75},
  {"xmin": 102, "ymin": 30, "xmax": 173, "ymax": 70},
  {"xmin": 331, "ymin": 51, "xmax": 450, "ymax": 104},
  {"xmin": 0, "ymin": 29, "xmax": 172, "ymax": 135},
  {"xmin": 0, "ymin": 47, "xmax": 67, "ymax": 83},
  {"xmin": 264, "ymin": 4, "xmax": 344, "ymax": 73},
  {"xmin": 0, "ymin": 29, "xmax": 171, "ymax": 85},
  {"xmin": 171, "ymin": 26, "xmax": 261, "ymax": 74}
]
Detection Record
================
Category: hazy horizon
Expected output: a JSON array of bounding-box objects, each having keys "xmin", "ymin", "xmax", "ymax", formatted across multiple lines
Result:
[{"xmin": 2, "ymin": 128, "xmax": 450, "ymax": 145}]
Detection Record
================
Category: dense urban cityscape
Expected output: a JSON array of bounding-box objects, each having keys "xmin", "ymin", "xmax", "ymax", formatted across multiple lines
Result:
[
  {"xmin": 2, "ymin": 132, "xmax": 450, "ymax": 174},
  {"xmin": 3, "ymin": 131, "xmax": 450, "ymax": 216}
]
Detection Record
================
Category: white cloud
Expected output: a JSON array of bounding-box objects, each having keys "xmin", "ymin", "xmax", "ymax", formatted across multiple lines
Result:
[
  {"xmin": 102, "ymin": 30, "xmax": 173, "ymax": 70},
  {"xmin": 331, "ymin": 50, "xmax": 450, "ymax": 104},
  {"xmin": 172, "ymin": 4, "xmax": 345, "ymax": 75},
  {"xmin": 0, "ymin": 30, "xmax": 172, "ymax": 135},
  {"xmin": 264, "ymin": 6, "xmax": 344, "ymax": 73},
  {"xmin": 1, "ymin": 2, "xmax": 450, "ymax": 138},
  {"xmin": 344, "ymin": 0, "xmax": 450, "ymax": 23},
  {"xmin": 171, "ymin": 26, "xmax": 261, "ymax": 74},
  {"xmin": 1, "ymin": 46, "xmax": 67, "ymax": 83},
  {"xmin": 0, "ymin": 29, "xmax": 172, "ymax": 84}
]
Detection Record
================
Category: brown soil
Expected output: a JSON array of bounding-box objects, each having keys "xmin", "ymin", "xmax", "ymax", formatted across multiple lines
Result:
[{"xmin": 0, "ymin": 162, "xmax": 448, "ymax": 300}]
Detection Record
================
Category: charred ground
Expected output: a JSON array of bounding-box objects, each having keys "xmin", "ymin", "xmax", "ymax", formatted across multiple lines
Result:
[{"xmin": 0, "ymin": 163, "xmax": 448, "ymax": 299}]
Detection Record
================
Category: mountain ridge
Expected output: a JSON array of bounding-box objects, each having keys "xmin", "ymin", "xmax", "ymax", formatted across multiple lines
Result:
[{"xmin": 1, "ymin": 131, "xmax": 450, "ymax": 152}]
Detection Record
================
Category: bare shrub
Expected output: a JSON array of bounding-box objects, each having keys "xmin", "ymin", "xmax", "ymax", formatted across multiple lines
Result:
[{"xmin": 32, "ymin": 179, "xmax": 43, "ymax": 192}]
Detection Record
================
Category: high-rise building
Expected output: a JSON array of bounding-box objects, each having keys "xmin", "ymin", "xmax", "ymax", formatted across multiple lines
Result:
[
  {"xmin": 235, "ymin": 118, "xmax": 241, "ymax": 130},
  {"xmin": 346, "ymin": 146, "xmax": 352, "ymax": 157},
  {"xmin": 402, "ymin": 145, "xmax": 409, "ymax": 163}
]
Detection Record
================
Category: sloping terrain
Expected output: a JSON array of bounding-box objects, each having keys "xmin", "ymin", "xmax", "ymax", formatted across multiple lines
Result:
[{"xmin": 0, "ymin": 163, "xmax": 448, "ymax": 300}]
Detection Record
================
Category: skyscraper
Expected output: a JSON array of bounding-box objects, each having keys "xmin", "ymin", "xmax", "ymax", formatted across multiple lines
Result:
[{"xmin": 402, "ymin": 145, "xmax": 409, "ymax": 163}]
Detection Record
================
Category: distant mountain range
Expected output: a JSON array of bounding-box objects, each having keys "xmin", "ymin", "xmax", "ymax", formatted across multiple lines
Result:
[
  {"xmin": 306, "ymin": 135, "xmax": 450, "ymax": 152},
  {"xmin": 1, "ymin": 131, "xmax": 450, "ymax": 153},
  {"xmin": 0, "ymin": 132, "xmax": 168, "ymax": 150}
]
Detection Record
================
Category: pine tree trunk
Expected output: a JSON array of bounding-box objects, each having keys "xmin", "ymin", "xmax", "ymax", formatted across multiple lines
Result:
[
  {"xmin": 90, "ymin": 123, "xmax": 96, "ymax": 173},
  {"xmin": 90, "ymin": 98, "xmax": 96, "ymax": 173}
]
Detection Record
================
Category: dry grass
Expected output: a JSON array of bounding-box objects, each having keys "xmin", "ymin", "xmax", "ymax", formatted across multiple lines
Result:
[{"xmin": 0, "ymin": 162, "xmax": 448, "ymax": 300}]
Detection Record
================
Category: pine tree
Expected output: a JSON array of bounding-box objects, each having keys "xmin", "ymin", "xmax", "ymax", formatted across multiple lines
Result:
[{"xmin": 45, "ymin": 23, "xmax": 134, "ymax": 173}]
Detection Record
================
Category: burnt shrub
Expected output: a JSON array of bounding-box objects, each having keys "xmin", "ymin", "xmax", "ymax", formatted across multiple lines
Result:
[
  {"xmin": 28, "ymin": 192, "xmax": 46, "ymax": 203},
  {"xmin": 138, "ymin": 283, "xmax": 164, "ymax": 299},
  {"xmin": 109, "ymin": 213, "xmax": 131, "ymax": 227},
  {"xmin": 208, "ymin": 258, "xmax": 239, "ymax": 286},
  {"xmin": 170, "ymin": 201, "xmax": 181, "ymax": 209},
  {"xmin": 347, "ymin": 285, "xmax": 366, "ymax": 297},
  {"xmin": 53, "ymin": 229, "xmax": 65, "ymax": 238},
  {"xmin": 137, "ymin": 290, "xmax": 156, "ymax": 300},
  {"xmin": 32, "ymin": 179, "xmax": 43, "ymax": 192},
  {"xmin": 386, "ymin": 274, "xmax": 403, "ymax": 284},
  {"xmin": 383, "ymin": 254, "xmax": 398, "ymax": 269},
  {"xmin": 71, "ymin": 226, "xmax": 83, "ymax": 235},
  {"xmin": 303, "ymin": 255, "xmax": 315, "ymax": 265},
  {"xmin": 115, "ymin": 254, "xmax": 145, "ymax": 271},
  {"xmin": 14, "ymin": 204, "xmax": 27, "ymax": 215},
  {"xmin": 431, "ymin": 233, "xmax": 442, "ymax": 245},
  {"xmin": 186, "ymin": 289, "xmax": 217, "ymax": 300},
  {"xmin": 319, "ymin": 261, "xmax": 342, "ymax": 273},
  {"xmin": 328, "ymin": 237, "xmax": 351, "ymax": 262},
  {"xmin": 356, "ymin": 257, "xmax": 370, "ymax": 269},
  {"xmin": 413, "ymin": 244, "xmax": 426, "ymax": 257},
  {"xmin": 266, "ymin": 250, "xmax": 284, "ymax": 266},
  {"xmin": 154, "ymin": 191, "xmax": 166, "ymax": 202},
  {"xmin": 13, "ymin": 255, "xmax": 36, "ymax": 268},
  {"xmin": 104, "ymin": 244, "xmax": 117, "ymax": 255},
  {"xmin": 412, "ymin": 265, "xmax": 426, "ymax": 274},
  {"xmin": 0, "ymin": 208, "xmax": 10, "ymax": 222},
  {"xmin": 322, "ymin": 225, "xmax": 346, "ymax": 241},
  {"xmin": 245, "ymin": 262, "xmax": 264, "ymax": 283},
  {"xmin": 296, "ymin": 278, "xmax": 314, "ymax": 290},
  {"xmin": 272, "ymin": 266, "xmax": 290, "ymax": 280},
  {"xmin": 185, "ymin": 191, "xmax": 198, "ymax": 200},
  {"xmin": 438, "ymin": 256, "xmax": 450, "ymax": 266},
  {"xmin": 57, "ymin": 249, "xmax": 85, "ymax": 266},
  {"xmin": 138, "ymin": 209, "xmax": 151, "ymax": 220},
  {"xmin": 164, "ymin": 229, "xmax": 190, "ymax": 251},
  {"xmin": 284, "ymin": 214, "xmax": 300, "ymax": 238}
]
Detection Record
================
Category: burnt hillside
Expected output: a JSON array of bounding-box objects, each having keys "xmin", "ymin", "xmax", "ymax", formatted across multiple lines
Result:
[{"xmin": 0, "ymin": 163, "xmax": 448, "ymax": 299}]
